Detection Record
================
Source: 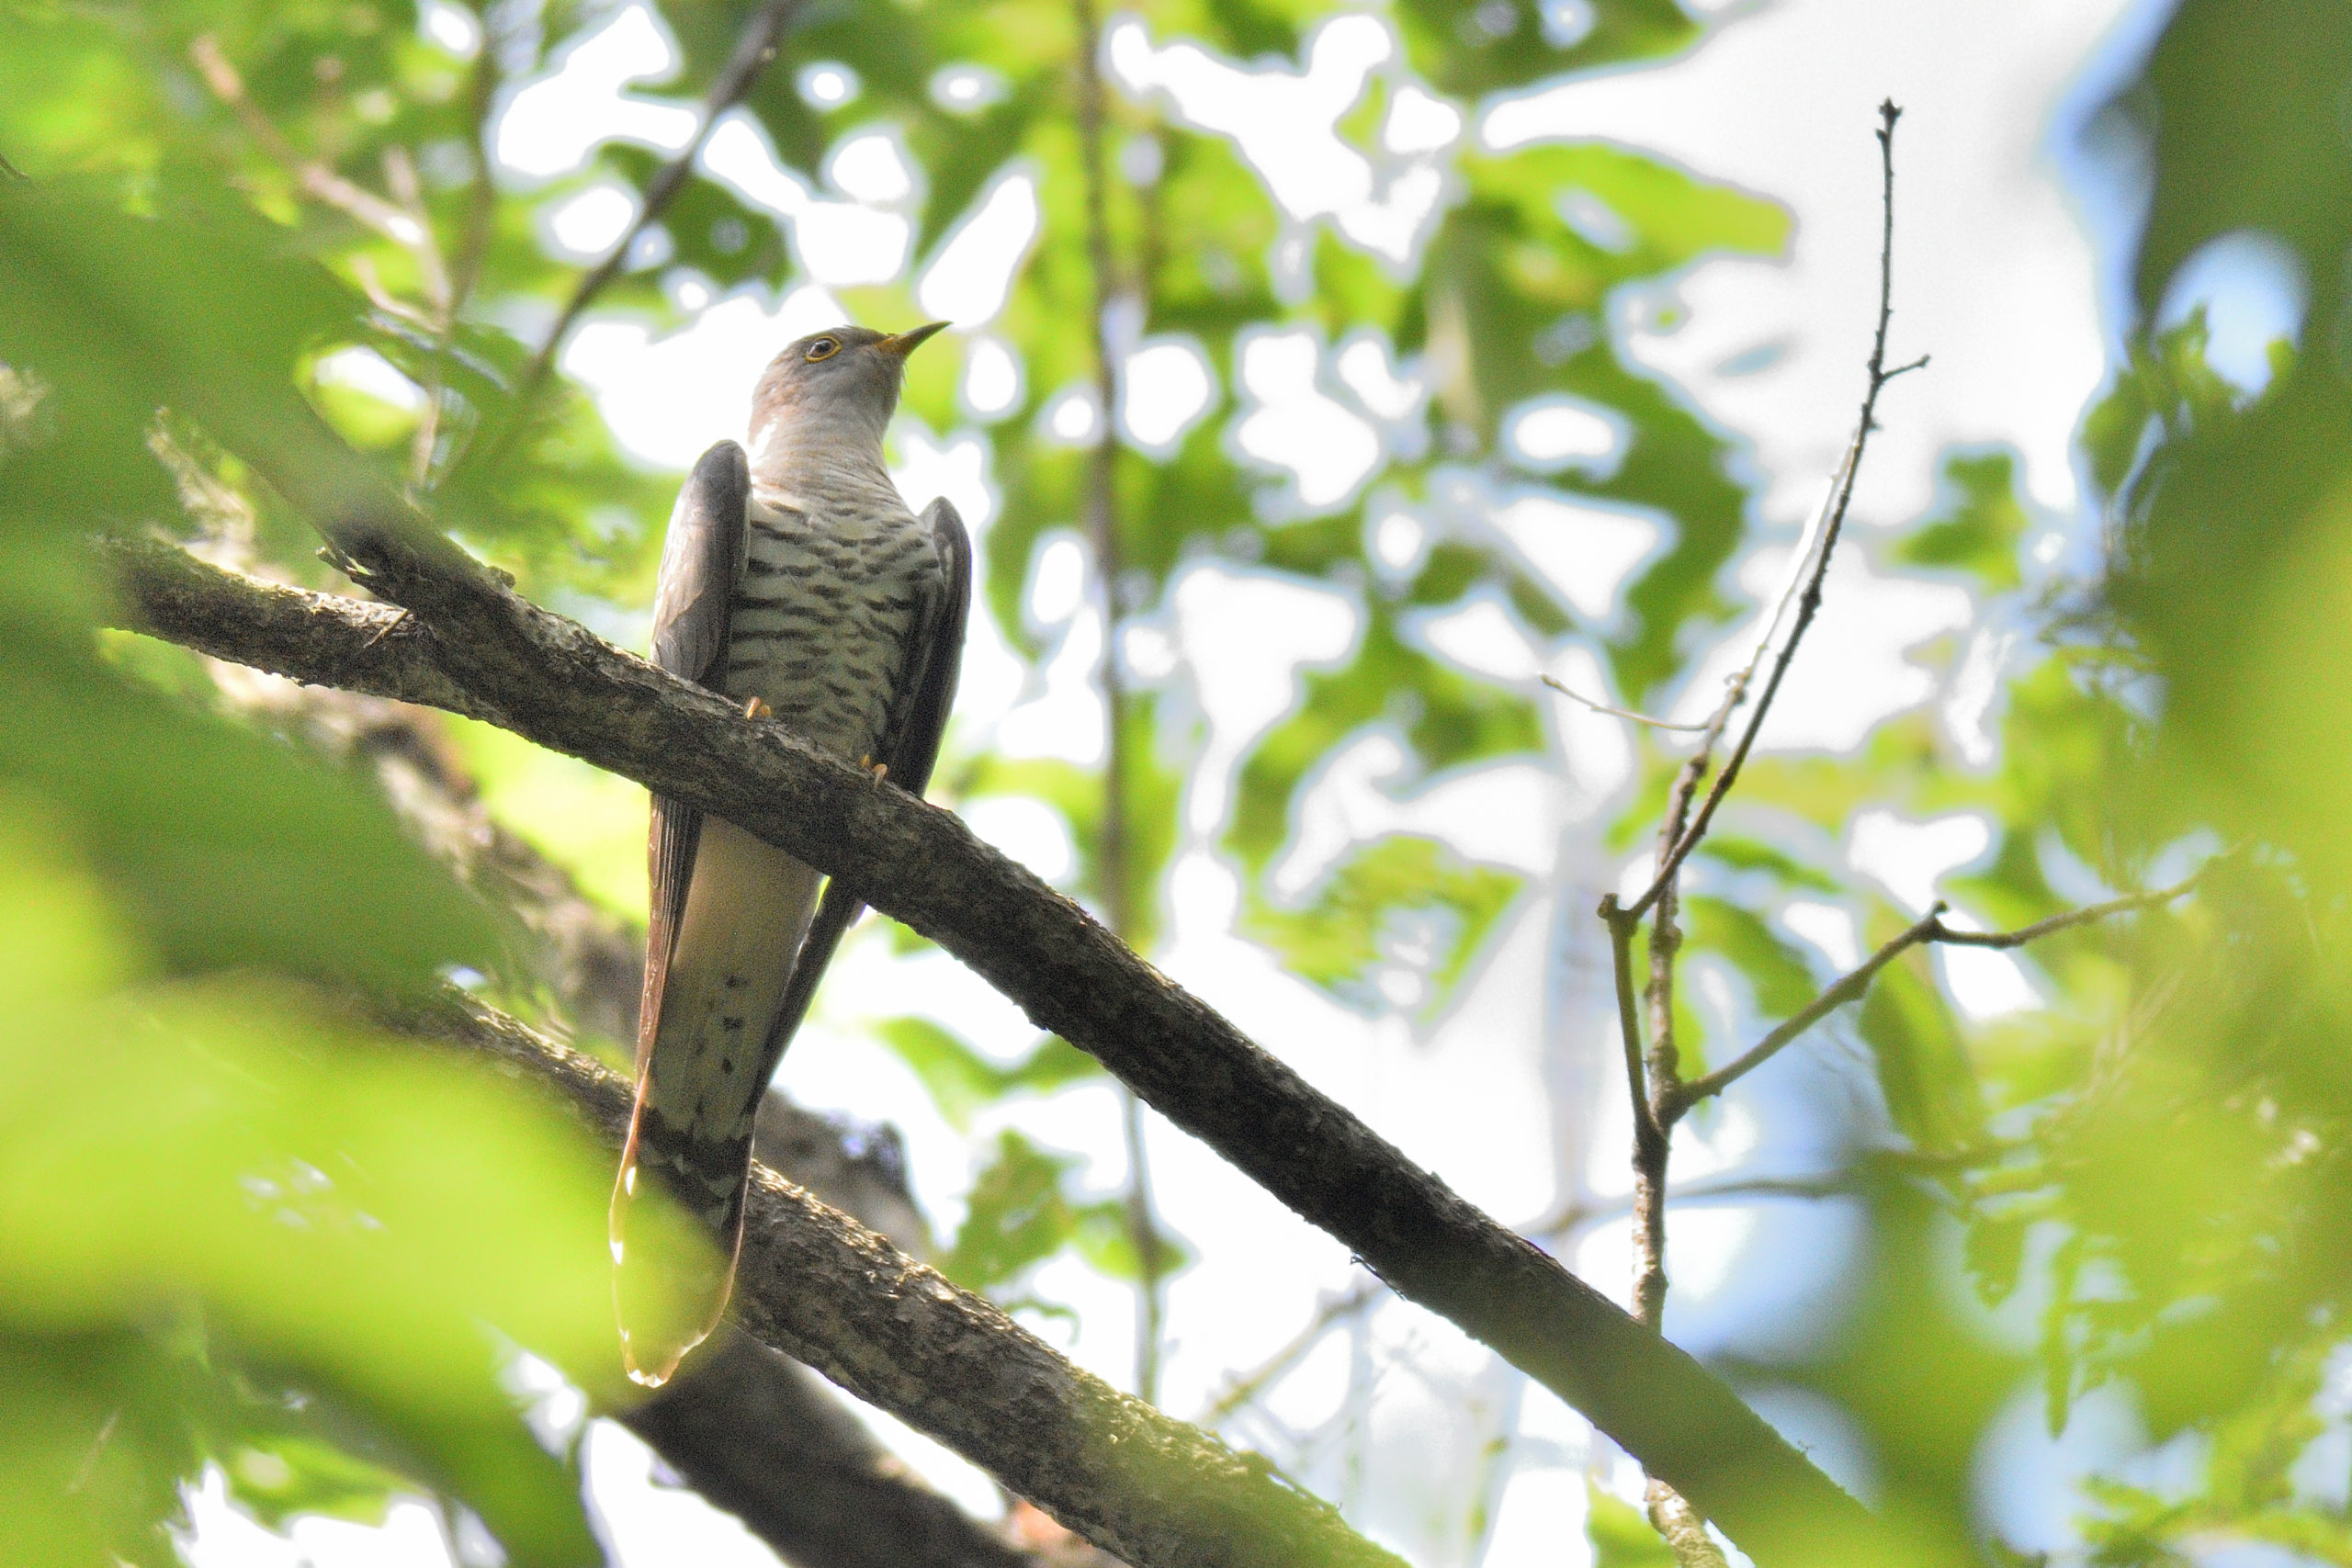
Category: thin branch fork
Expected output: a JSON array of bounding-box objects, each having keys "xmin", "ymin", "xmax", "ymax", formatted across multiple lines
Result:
[
  {"xmin": 502, "ymin": 0, "xmax": 808, "ymax": 424},
  {"xmin": 1619, "ymin": 100, "xmax": 1927, "ymax": 931},
  {"xmin": 1665, "ymin": 876, "xmax": 2201, "ymax": 1118},
  {"xmin": 1601, "ymin": 101, "xmax": 1921, "ymax": 1565},
  {"xmin": 98, "ymin": 533, "xmax": 1883, "ymax": 1566}
]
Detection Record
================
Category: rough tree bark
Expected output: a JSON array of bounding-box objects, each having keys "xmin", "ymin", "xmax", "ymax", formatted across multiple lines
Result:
[
  {"xmin": 393, "ymin": 989, "xmax": 1403, "ymax": 1568},
  {"xmin": 105, "ymin": 532, "xmax": 1883, "ymax": 1566}
]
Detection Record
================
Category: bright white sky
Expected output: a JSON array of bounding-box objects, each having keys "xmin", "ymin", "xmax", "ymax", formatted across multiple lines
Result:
[{"xmin": 227, "ymin": 2, "xmax": 2215, "ymax": 1563}]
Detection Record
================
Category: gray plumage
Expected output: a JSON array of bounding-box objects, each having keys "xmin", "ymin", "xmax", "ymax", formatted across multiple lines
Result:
[{"xmin": 612, "ymin": 321, "xmax": 967, "ymax": 1386}]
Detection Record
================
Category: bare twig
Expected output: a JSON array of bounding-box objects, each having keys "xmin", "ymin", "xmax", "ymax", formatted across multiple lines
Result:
[
  {"xmin": 1928, "ymin": 877, "xmax": 2197, "ymax": 948},
  {"xmin": 1670, "ymin": 905, "xmax": 1947, "ymax": 1113},
  {"xmin": 1668, "ymin": 873, "xmax": 2199, "ymax": 1114},
  {"xmin": 1542, "ymin": 674, "xmax": 1712, "ymax": 732},
  {"xmin": 1622, "ymin": 101, "xmax": 1925, "ymax": 928},
  {"xmin": 1599, "ymin": 102, "xmax": 1921, "ymax": 1565},
  {"xmin": 1198, "ymin": 1281, "xmax": 1382, "ymax": 1427},
  {"xmin": 1599, "ymin": 892, "xmax": 1672, "ymax": 1328},
  {"xmin": 501, "ymin": 0, "xmax": 808, "ymax": 425}
]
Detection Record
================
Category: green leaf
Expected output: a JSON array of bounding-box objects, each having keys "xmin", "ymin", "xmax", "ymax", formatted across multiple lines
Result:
[
  {"xmin": 876, "ymin": 1017, "xmax": 1100, "ymax": 1132},
  {"xmin": 1243, "ymin": 833, "xmax": 1521, "ymax": 1020},
  {"xmin": 943, "ymin": 1129, "xmax": 1120, "ymax": 1294},
  {"xmin": 1229, "ymin": 608, "xmax": 1542, "ymax": 874},
  {"xmin": 1853, "ymin": 931, "xmax": 1983, "ymax": 1153},
  {"xmin": 1898, "ymin": 452, "xmax": 2030, "ymax": 593},
  {"xmin": 0, "ymin": 819, "xmax": 635, "ymax": 1564},
  {"xmin": 226, "ymin": 1435, "xmax": 414, "ymax": 1530},
  {"xmin": 1585, "ymin": 1479, "xmax": 1675, "ymax": 1567},
  {"xmin": 1396, "ymin": 0, "xmax": 1700, "ymax": 96},
  {"xmin": 1697, "ymin": 835, "xmax": 1843, "ymax": 894},
  {"xmin": 0, "ymin": 649, "xmax": 502, "ymax": 990}
]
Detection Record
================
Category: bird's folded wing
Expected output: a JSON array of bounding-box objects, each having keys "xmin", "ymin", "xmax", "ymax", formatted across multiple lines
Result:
[
  {"xmin": 761, "ymin": 495, "xmax": 973, "ymax": 1057},
  {"xmin": 639, "ymin": 440, "xmax": 752, "ymax": 1066}
]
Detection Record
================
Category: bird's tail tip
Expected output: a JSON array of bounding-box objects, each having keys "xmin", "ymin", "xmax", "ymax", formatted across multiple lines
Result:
[{"xmin": 609, "ymin": 1119, "xmax": 752, "ymax": 1388}]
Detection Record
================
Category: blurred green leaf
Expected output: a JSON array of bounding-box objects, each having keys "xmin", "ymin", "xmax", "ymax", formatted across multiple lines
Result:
[
  {"xmin": 0, "ymin": 651, "xmax": 501, "ymax": 989},
  {"xmin": 1396, "ymin": 0, "xmax": 1699, "ymax": 96},
  {"xmin": 0, "ymin": 814, "xmax": 667, "ymax": 1564},
  {"xmin": 1697, "ymin": 835, "xmax": 1842, "ymax": 895},
  {"xmin": 876, "ymin": 1017, "xmax": 1100, "ymax": 1131},
  {"xmin": 1585, "ymin": 1480, "xmax": 1675, "ymax": 1567},
  {"xmin": 1853, "ymin": 929, "xmax": 1982, "ymax": 1153},
  {"xmin": 1230, "ymin": 611, "xmax": 1542, "ymax": 874},
  {"xmin": 1683, "ymin": 896, "xmax": 1820, "ymax": 1018},
  {"xmin": 1243, "ymin": 833, "xmax": 1520, "ymax": 1019},
  {"xmin": 1898, "ymin": 452, "xmax": 2030, "ymax": 594},
  {"xmin": 943, "ymin": 1130, "xmax": 1129, "ymax": 1294}
]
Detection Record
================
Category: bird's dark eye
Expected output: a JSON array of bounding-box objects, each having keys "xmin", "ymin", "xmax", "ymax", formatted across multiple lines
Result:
[{"xmin": 805, "ymin": 337, "xmax": 841, "ymax": 362}]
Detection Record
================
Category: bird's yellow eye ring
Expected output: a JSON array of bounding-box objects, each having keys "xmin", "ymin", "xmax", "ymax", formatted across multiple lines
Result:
[{"xmin": 805, "ymin": 337, "xmax": 841, "ymax": 362}]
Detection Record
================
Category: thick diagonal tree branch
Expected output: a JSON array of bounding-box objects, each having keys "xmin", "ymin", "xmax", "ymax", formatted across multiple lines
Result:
[
  {"xmin": 103, "ymin": 533, "xmax": 1882, "ymax": 1563},
  {"xmin": 392, "ymin": 988, "xmax": 1393, "ymax": 1568}
]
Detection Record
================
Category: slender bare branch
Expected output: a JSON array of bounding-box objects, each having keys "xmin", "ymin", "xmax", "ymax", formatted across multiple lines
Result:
[
  {"xmin": 1623, "ymin": 101, "xmax": 1923, "ymax": 926},
  {"xmin": 1197, "ymin": 1282, "xmax": 1381, "ymax": 1427},
  {"xmin": 502, "ymin": 0, "xmax": 808, "ymax": 423},
  {"xmin": 1929, "ymin": 876, "xmax": 2199, "ymax": 948},
  {"xmin": 98, "ymin": 534, "xmax": 1884, "ymax": 1565},
  {"xmin": 1670, "ymin": 906, "xmax": 1945, "ymax": 1113},
  {"xmin": 1071, "ymin": 0, "xmax": 1170, "ymax": 1404},
  {"xmin": 1600, "ymin": 893, "xmax": 1673, "ymax": 1328},
  {"xmin": 1668, "ymin": 873, "xmax": 2199, "ymax": 1114},
  {"xmin": 1543, "ymin": 674, "xmax": 1712, "ymax": 732}
]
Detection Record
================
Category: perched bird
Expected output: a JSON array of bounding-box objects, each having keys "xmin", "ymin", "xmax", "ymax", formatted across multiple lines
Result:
[{"xmin": 611, "ymin": 321, "xmax": 968, "ymax": 1386}]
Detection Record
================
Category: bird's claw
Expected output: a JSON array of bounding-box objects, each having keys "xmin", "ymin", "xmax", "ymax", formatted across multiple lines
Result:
[
  {"xmin": 743, "ymin": 696, "xmax": 771, "ymax": 720},
  {"xmin": 858, "ymin": 754, "xmax": 889, "ymax": 788}
]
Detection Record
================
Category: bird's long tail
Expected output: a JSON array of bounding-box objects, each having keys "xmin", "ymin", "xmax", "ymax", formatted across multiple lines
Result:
[
  {"xmin": 613, "ymin": 827, "xmax": 822, "ymax": 1384},
  {"xmin": 609, "ymin": 1098, "xmax": 755, "ymax": 1388}
]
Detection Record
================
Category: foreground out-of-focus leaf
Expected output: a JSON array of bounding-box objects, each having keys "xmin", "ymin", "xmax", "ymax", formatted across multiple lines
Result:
[{"xmin": 0, "ymin": 784, "xmax": 686, "ymax": 1564}]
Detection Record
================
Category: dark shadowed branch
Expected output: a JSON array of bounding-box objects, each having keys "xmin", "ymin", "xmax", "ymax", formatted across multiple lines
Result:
[
  {"xmin": 99, "ymin": 521, "xmax": 1880, "ymax": 1562},
  {"xmin": 625, "ymin": 1330, "xmax": 1042, "ymax": 1568}
]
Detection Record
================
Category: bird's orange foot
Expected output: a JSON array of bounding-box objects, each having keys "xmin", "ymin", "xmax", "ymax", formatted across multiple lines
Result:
[
  {"xmin": 743, "ymin": 696, "xmax": 771, "ymax": 720},
  {"xmin": 858, "ymin": 754, "xmax": 889, "ymax": 788}
]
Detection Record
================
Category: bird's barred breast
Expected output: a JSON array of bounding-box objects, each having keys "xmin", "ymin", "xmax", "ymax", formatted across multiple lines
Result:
[{"xmin": 727, "ymin": 487, "xmax": 939, "ymax": 760}]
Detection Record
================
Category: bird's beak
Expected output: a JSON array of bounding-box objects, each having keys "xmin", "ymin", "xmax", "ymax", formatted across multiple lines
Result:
[{"xmin": 876, "ymin": 321, "xmax": 952, "ymax": 359}]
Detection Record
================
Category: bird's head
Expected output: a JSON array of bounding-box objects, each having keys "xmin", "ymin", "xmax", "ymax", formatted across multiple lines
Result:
[{"xmin": 747, "ymin": 321, "xmax": 949, "ymax": 473}]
